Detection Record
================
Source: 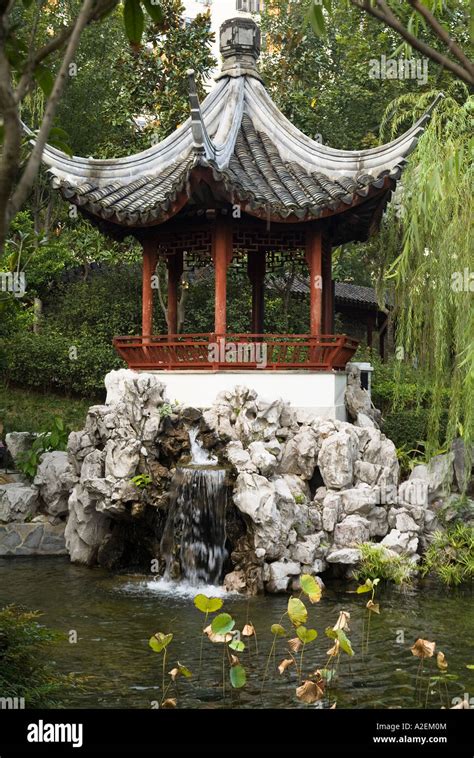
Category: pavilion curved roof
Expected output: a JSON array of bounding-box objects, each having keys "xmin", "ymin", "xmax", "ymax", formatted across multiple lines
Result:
[{"xmin": 35, "ymin": 19, "xmax": 441, "ymax": 229}]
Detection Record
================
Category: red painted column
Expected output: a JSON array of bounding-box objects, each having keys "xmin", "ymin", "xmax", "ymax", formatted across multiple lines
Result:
[
  {"xmin": 213, "ymin": 216, "xmax": 233, "ymax": 337},
  {"xmin": 322, "ymin": 239, "xmax": 334, "ymax": 334},
  {"xmin": 167, "ymin": 251, "xmax": 184, "ymax": 336},
  {"xmin": 142, "ymin": 239, "xmax": 158, "ymax": 339},
  {"xmin": 306, "ymin": 226, "xmax": 323, "ymax": 337}
]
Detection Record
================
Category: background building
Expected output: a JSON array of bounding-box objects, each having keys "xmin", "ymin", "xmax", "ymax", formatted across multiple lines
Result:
[{"xmin": 183, "ymin": 0, "xmax": 264, "ymax": 70}]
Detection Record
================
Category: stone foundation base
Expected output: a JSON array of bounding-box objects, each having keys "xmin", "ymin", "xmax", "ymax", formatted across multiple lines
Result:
[{"xmin": 0, "ymin": 522, "xmax": 67, "ymax": 556}]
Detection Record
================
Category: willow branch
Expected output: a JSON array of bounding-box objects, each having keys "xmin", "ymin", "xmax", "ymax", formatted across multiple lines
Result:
[
  {"xmin": 349, "ymin": 0, "xmax": 474, "ymax": 86},
  {"xmin": 407, "ymin": 0, "xmax": 474, "ymax": 76}
]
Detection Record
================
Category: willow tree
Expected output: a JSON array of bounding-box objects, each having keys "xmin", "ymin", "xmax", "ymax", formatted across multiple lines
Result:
[{"xmin": 380, "ymin": 85, "xmax": 473, "ymax": 462}]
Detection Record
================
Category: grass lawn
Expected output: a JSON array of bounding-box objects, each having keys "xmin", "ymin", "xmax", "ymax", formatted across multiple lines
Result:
[{"xmin": 0, "ymin": 384, "xmax": 95, "ymax": 434}]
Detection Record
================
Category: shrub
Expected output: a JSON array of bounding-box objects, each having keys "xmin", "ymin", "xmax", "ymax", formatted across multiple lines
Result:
[
  {"xmin": 421, "ymin": 523, "xmax": 474, "ymax": 586},
  {"xmin": 354, "ymin": 543, "xmax": 416, "ymax": 586},
  {"xmin": 0, "ymin": 605, "xmax": 78, "ymax": 707},
  {"xmin": 0, "ymin": 330, "xmax": 123, "ymax": 398}
]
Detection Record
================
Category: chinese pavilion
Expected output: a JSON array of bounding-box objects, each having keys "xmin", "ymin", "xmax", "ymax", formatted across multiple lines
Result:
[{"xmin": 38, "ymin": 17, "xmax": 437, "ymax": 407}]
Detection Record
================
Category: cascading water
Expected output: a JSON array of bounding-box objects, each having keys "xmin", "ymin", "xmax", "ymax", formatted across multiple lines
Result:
[{"xmin": 160, "ymin": 428, "xmax": 227, "ymax": 586}]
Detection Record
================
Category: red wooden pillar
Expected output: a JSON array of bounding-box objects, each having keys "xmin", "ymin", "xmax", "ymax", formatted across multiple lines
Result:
[
  {"xmin": 212, "ymin": 216, "xmax": 233, "ymax": 337},
  {"xmin": 167, "ymin": 251, "xmax": 184, "ymax": 336},
  {"xmin": 306, "ymin": 226, "xmax": 323, "ymax": 337},
  {"xmin": 142, "ymin": 239, "xmax": 158, "ymax": 339},
  {"xmin": 322, "ymin": 239, "xmax": 334, "ymax": 334},
  {"xmin": 247, "ymin": 251, "xmax": 266, "ymax": 334}
]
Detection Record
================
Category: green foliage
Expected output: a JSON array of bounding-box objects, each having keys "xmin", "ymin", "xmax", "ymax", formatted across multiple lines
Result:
[
  {"xmin": 193, "ymin": 595, "xmax": 223, "ymax": 614},
  {"xmin": 354, "ymin": 543, "xmax": 416, "ymax": 586},
  {"xmin": 270, "ymin": 623, "xmax": 286, "ymax": 637},
  {"xmin": 325, "ymin": 627, "xmax": 354, "ymax": 657},
  {"xmin": 17, "ymin": 416, "xmax": 69, "ymax": 479},
  {"xmin": 380, "ymin": 87, "xmax": 473, "ymax": 457},
  {"xmin": 296, "ymin": 626, "xmax": 318, "ymax": 644},
  {"xmin": 0, "ymin": 605, "xmax": 77, "ymax": 708},
  {"xmin": 366, "ymin": 355, "xmax": 450, "ymax": 452},
  {"xmin": 229, "ymin": 663, "xmax": 246, "ymax": 689},
  {"xmin": 211, "ymin": 613, "xmax": 235, "ymax": 636},
  {"xmin": 149, "ymin": 632, "xmax": 173, "ymax": 653},
  {"xmin": 158, "ymin": 403, "xmax": 173, "ymax": 419},
  {"xmin": 0, "ymin": 384, "xmax": 91, "ymax": 435},
  {"xmin": 55, "ymin": 0, "xmax": 215, "ymax": 159},
  {"xmin": 131, "ymin": 474, "xmax": 152, "ymax": 489},
  {"xmin": 421, "ymin": 524, "xmax": 474, "ymax": 586},
  {"xmin": 1, "ymin": 330, "xmax": 123, "ymax": 398},
  {"xmin": 123, "ymin": 0, "xmax": 146, "ymax": 45},
  {"xmin": 260, "ymin": 0, "xmax": 448, "ymax": 151},
  {"xmin": 299, "ymin": 574, "xmax": 322, "ymax": 603}
]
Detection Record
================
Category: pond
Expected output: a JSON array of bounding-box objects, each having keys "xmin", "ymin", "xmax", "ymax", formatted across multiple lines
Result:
[{"xmin": 1, "ymin": 557, "xmax": 472, "ymax": 710}]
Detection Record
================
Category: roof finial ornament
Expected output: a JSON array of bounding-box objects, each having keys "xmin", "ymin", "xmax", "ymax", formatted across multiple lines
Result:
[
  {"xmin": 216, "ymin": 18, "xmax": 263, "ymax": 82},
  {"xmin": 187, "ymin": 69, "xmax": 216, "ymax": 161}
]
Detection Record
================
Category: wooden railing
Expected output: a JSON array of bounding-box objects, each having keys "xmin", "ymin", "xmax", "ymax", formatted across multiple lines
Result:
[{"xmin": 113, "ymin": 334, "xmax": 359, "ymax": 371}]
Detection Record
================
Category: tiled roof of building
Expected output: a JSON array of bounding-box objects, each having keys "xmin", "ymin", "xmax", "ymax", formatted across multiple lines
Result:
[
  {"xmin": 32, "ymin": 18, "xmax": 441, "ymax": 233},
  {"xmin": 268, "ymin": 274, "xmax": 389, "ymax": 310}
]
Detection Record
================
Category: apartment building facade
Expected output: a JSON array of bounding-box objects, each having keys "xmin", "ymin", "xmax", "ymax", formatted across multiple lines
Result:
[{"xmin": 183, "ymin": 0, "xmax": 264, "ymax": 68}]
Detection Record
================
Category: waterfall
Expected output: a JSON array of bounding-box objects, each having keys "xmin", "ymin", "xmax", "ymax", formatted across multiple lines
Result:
[
  {"xmin": 188, "ymin": 427, "xmax": 218, "ymax": 465},
  {"xmin": 160, "ymin": 428, "xmax": 227, "ymax": 586}
]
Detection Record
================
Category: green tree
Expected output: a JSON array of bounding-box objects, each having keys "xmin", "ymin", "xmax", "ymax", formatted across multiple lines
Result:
[
  {"xmin": 0, "ymin": 0, "xmax": 164, "ymax": 248},
  {"xmin": 306, "ymin": 0, "xmax": 473, "ymax": 86},
  {"xmin": 380, "ymin": 84, "xmax": 472, "ymax": 455},
  {"xmin": 260, "ymin": 0, "xmax": 452, "ymax": 150}
]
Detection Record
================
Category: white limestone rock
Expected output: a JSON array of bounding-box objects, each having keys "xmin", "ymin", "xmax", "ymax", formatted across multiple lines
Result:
[
  {"xmin": 322, "ymin": 492, "xmax": 343, "ymax": 532},
  {"xmin": 104, "ymin": 438, "xmax": 141, "ymax": 481},
  {"xmin": 354, "ymin": 460, "xmax": 384, "ymax": 486},
  {"xmin": 0, "ymin": 483, "xmax": 39, "ymax": 523},
  {"xmin": 380, "ymin": 529, "xmax": 419, "ymax": 555},
  {"xmin": 0, "ymin": 522, "xmax": 67, "ymax": 556},
  {"xmin": 334, "ymin": 515, "xmax": 370, "ymax": 547},
  {"xmin": 398, "ymin": 478, "xmax": 429, "ymax": 508},
  {"xmin": 279, "ymin": 426, "xmax": 319, "ymax": 479},
  {"xmin": 225, "ymin": 441, "xmax": 256, "ymax": 472},
  {"xmin": 248, "ymin": 440, "xmax": 278, "ymax": 476},
  {"xmin": 355, "ymin": 412, "xmax": 377, "ymax": 428},
  {"xmin": 410, "ymin": 453, "xmax": 454, "ymax": 502},
  {"xmin": 5, "ymin": 432, "xmax": 36, "ymax": 465},
  {"xmin": 388, "ymin": 508, "xmax": 421, "ymax": 534},
  {"xmin": 105, "ymin": 369, "xmax": 168, "ymax": 411},
  {"xmin": 318, "ymin": 429, "xmax": 359, "ymax": 489},
  {"xmin": 367, "ymin": 506, "xmax": 389, "ymax": 538},
  {"xmin": 326, "ymin": 547, "xmax": 361, "ymax": 565},
  {"xmin": 224, "ymin": 570, "xmax": 247, "ymax": 593},
  {"xmin": 266, "ymin": 560, "xmax": 301, "ymax": 593},
  {"xmin": 290, "ymin": 534, "xmax": 321, "ymax": 564},
  {"xmin": 340, "ymin": 484, "xmax": 379, "ymax": 515},
  {"xmin": 360, "ymin": 429, "xmax": 399, "ymax": 487},
  {"xmin": 34, "ymin": 451, "xmax": 77, "ymax": 517},
  {"xmin": 65, "ymin": 484, "xmax": 111, "ymax": 564}
]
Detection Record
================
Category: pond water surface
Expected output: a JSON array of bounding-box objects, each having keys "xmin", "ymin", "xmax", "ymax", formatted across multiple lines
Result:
[{"xmin": 1, "ymin": 557, "xmax": 472, "ymax": 710}]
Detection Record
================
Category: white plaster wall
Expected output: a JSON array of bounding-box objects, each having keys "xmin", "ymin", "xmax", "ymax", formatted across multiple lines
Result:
[{"xmin": 146, "ymin": 371, "xmax": 348, "ymax": 421}]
